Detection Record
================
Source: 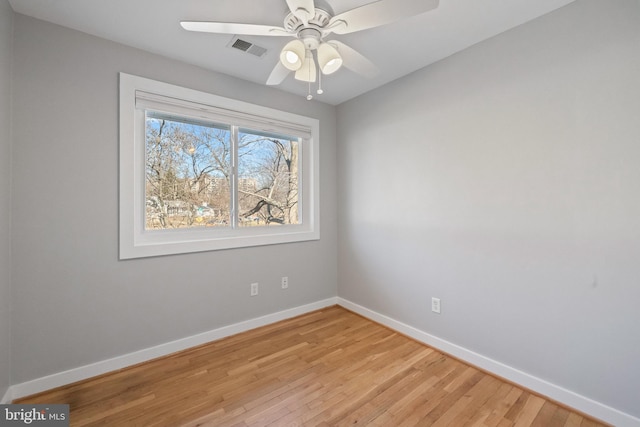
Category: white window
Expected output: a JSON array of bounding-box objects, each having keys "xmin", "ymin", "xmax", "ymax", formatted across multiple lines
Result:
[{"xmin": 119, "ymin": 73, "xmax": 319, "ymax": 259}]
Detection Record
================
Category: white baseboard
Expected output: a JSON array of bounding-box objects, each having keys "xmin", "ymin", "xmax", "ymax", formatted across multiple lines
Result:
[
  {"xmin": 1, "ymin": 387, "xmax": 12, "ymax": 404},
  {"xmin": 9, "ymin": 297, "xmax": 338, "ymax": 400},
  {"xmin": 337, "ymin": 297, "xmax": 640, "ymax": 427}
]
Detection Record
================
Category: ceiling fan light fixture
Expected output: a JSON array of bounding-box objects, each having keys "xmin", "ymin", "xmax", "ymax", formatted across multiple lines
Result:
[
  {"xmin": 280, "ymin": 40, "xmax": 306, "ymax": 71},
  {"xmin": 318, "ymin": 42, "xmax": 342, "ymax": 75},
  {"xmin": 318, "ymin": 43, "xmax": 342, "ymax": 74},
  {"xmin": 285, "ymin": 51, "xmax": 299, "ymax": 64},
  {"xmin": 295, "ymin": 51, "xmax": 317, "ymax": 82}
]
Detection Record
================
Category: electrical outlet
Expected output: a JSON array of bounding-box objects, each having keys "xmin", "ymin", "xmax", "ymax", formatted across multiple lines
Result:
[
  {"xmin": 281, "ymin": 276, "xmax": 289, "ymax": 289},
  {"xmin": 251, "ymin": 282, "xmax": 259, "ymax": 296},
  {"xmin": 431, "ymin": 297, "xmax": 441, "ymax": 314}
]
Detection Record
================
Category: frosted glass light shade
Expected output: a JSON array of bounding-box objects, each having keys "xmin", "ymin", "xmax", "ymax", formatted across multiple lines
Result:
[
  {"xmin": 280, "ymin": 40, "xmax": 306, "ymax": 71},
  {"xmin": 295, "ymin": 52, "xmax": 317, "ymax": 82},
  {"xmin": 318, "ymin": 43, "xmax": 343, "ymax": 75}
]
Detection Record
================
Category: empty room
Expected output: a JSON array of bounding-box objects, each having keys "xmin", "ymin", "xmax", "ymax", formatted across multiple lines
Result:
[{"xmin": 0, "ymin": 0, "xmax": 638, "ymax": 425}]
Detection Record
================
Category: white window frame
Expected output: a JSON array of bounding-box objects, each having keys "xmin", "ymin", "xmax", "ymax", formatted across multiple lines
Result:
[{"xmin": 119, "ymin": 73, "xmax": 320, "ymax": 259}]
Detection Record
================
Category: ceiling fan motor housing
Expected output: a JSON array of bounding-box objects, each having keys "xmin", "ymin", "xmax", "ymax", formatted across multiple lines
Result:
[
  {"xmin": 284, "ymin": 7, "xmax": 332, "ymax": 34},
  {"xmin": 298, "ymin": 28, "xmax": 322, "ymax": 50}
]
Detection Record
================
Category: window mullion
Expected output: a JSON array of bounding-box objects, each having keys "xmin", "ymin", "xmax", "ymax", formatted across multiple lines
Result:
[{"xmin": 230, "ymin": 125, "xmax": 239, "ymax": 229}]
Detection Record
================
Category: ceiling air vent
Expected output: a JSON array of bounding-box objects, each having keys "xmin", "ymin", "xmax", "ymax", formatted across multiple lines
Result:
[{"xmin": 228, "ymin": 36, "xmax": 268, "ymax": 58}]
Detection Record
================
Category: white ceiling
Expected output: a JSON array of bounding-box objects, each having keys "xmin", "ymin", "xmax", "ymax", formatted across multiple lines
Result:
[{"xmin": 8, "ymin": 0, "xmax": 577, "ymax": 105}]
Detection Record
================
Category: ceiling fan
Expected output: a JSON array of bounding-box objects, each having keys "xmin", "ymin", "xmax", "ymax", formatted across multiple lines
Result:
[{"xmin": 181, "ymin": 0, "xmax": 439, "ymax": 100}]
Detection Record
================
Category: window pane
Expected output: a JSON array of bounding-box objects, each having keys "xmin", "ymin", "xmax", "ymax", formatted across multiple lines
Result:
[
  {"xmin": 237, "ymin": 129, "xmax": 300, "ymax": 226},
  {"xmin": 145, "ymin": 113, "xmax": 232, "ymax": 230}
]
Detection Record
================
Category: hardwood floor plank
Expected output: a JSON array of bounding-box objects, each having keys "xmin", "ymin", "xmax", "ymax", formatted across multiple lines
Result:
[
  {"xmin": 530, "ymin": 401, "xmax": 559, "ymax": 427},
  {"xmin": 513, "ymin": 395, "xmax": 546, "ymax": 427},
  {"xmin": 443, "ymin": 375, "xmax": 504, "ymax": 426},
  {"xmin": 393, "ymin": 365, "xmax": 483, "ymax": 426},
  {"xmin": 564, "ymin": 412, "xmax": 586, "ymax": 427},
  {"xmin": 419, "ymin": 370, "xmax": 486, "ymax": 425},
  {"xmin": 463, "ymin": 381, "xmax": 512, "ymax": 426},
  {"xmin": 15, "ymin": 306, "xmax": 609, "ymax": 427}
]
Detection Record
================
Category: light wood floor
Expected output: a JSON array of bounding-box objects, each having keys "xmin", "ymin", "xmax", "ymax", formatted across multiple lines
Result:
[{"xmin": 16, "ymin": 306, "xmax": 608, "ymax": 427}]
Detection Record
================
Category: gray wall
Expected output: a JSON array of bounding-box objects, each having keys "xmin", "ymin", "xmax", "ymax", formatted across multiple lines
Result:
[
  {"xmin": 0, "ymin": 0, "xmax": 13, "ymax": 401},
  {"xmin": 337, "ymin": 0, "xmax": 640, "ymax": 418},
  {"xmin": 10, "ymin": 15, "xmax": 337, "ymax": 383}
]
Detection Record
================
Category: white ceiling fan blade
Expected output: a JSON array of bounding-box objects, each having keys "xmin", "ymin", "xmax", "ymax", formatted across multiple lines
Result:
[
  {"xmin": 285, "ymin": 0, "xmax": 316, "ymax": 25},
  {"xmin": 328, "ymin": 41, "xmax": 379, "ymax": 78},
  {"xmin": 327, "ymin": 0, "xmax": 439, "ymax": 35},
  {"xmin": 181, "ymin": 21, "xmax": 290, "ymax": 37},
  {"xmin": 266, "ymin": 61, "xmax": 291, "ymax": 86}
]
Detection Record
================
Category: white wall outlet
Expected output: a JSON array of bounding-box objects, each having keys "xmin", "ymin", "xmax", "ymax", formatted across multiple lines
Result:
[
  {"xmin": 431, "ymin": 297, "xmax": 441, "ymax": 314},
  {"xmin": 251, "ymin": 282, "xmax": 259, "ymax": 296},
  {"xmin": 281, "ymin": 276, "xmax": 289, "ymax": 289}
]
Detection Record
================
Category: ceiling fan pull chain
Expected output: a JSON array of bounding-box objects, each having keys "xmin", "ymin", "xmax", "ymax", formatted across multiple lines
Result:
[
  {"xmin": 306, "ymin": 53, "xmax": 314, "ymax": 100},
  {"xmin": 317, "ymin": 68, "xmax": 324, "ymax": 95}
]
